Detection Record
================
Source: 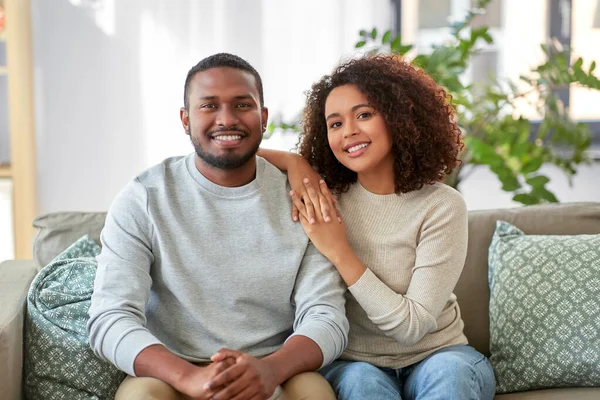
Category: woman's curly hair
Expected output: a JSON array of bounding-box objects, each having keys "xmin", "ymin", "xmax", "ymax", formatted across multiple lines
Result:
[{"xmin": 297, "ymin": 54, "xmax": 463, "ymax": 195}]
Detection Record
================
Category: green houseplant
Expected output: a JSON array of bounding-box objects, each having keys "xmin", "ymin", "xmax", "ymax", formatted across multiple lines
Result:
[{"xmin": 269, "ymin": 0, "xmax": 600, "ymax": 205}]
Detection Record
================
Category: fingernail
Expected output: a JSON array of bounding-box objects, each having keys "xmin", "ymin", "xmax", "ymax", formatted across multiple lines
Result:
[
  {"xmin": 338, "ymin": 217, "xmax": 342, "ymax": 223},
  {"xmin": 310, "ymin": 218, "xmax": 315, "ymax": 224},
  {"xmin": 204, "ymin": 383, "xmax": 211, "ymax": 390},
  {"xmin": 303, "ymin": 178, "xmax": 309, "ymax": 184},
  {"xmin": 293, "ymin": 216, "xmax": 298, "ymax": 221},
  {"xmin": 325, "ymin": 216, "xmax": 331, "ymax": 222},
  {"xmin": 320, "ymin": 180, "xmax": 325, "ymax": 184},
  {"xmin": 289, "ymin": 190, "xmax": 294, "ymax": 196}
]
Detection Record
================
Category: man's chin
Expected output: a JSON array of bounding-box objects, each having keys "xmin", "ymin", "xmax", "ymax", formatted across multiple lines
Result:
[{"xmin": 196, "ymin": 151, "xmax": 257, "ymax": 170}]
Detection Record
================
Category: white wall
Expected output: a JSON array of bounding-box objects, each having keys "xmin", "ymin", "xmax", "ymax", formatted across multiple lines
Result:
[
  {"xmin": 31, "ymin": 0, "xmax": 391, "ymax": 214},
  {"xmin": 29, "ymin": 0, "xmax": 599, "ymax": 216}
]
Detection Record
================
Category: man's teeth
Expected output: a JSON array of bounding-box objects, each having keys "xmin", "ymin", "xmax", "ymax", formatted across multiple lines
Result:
[
  {"xmin": 214, "ymin": 135, "xmax": 241, "ymax": 141},
  {"xmin": 347, "ymin": 143, "xmax": 369, "ymax": 153}
]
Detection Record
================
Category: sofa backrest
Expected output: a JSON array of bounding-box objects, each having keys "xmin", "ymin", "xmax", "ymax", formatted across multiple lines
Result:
[
  {"xmin": 31, "ymin": 203, "xmax": 600, "ymax": 357},
  {"xmin": 32, "ymin": 212, "xmax": 107, "ymax": 268},
  {"xmin": 456, "ymin": 202, "xmax": 600, "ymax": 356}
]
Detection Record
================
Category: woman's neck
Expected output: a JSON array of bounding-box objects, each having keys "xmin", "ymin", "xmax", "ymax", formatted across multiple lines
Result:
[{"xmin": 358, "ymin": 170, "xmax": 396, "ymax": 195}]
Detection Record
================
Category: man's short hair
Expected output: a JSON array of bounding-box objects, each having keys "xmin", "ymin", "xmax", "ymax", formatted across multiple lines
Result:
[{"xmin": 183, "ymin": 53, "xmax": 264, "ymax": 109}]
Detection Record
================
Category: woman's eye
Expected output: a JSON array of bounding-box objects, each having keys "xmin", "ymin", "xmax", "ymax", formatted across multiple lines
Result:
[
  {"xmin": 357, "ymin": 112, "xmax": 371, "ymax": 119},
  {"xmin": 330, "ymin": 121, "xmax": 342, "ymax": 129}
]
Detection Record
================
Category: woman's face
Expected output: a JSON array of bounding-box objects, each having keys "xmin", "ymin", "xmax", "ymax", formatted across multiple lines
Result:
[{"xmin": 325, "ymin": 84, "xmax": 394, "ymax": 178}]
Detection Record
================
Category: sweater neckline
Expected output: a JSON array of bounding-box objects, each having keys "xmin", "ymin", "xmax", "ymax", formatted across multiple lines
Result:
[
  {"xmin": 185, "ymin": 153, "xmax": 264, "ymax": 198},
  {"xmin": 350, "ymin": 180, "xmax": 406, "ymax": 205}
]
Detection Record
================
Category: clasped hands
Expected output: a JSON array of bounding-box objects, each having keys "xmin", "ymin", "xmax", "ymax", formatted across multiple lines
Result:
[{"xmin": 177, "ymin": 349, "xmax": 278, "ymax": 400}]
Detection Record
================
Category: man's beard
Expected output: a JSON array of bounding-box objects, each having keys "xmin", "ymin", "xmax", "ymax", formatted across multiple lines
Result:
[{"xmin": 189, "ymin": 127, "xmax": 261, "ymax": 170}]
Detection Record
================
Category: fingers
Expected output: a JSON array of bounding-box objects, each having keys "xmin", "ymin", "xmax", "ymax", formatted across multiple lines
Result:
[
  {"xmin": 213, "ymin": 379, "xmax": 258, "ymax": 400},
  {"xmin": 289, "ymin": 191, "xmax": 307, "ymax": 221},
  {"xmin": 302, "ymin": 179, "xmax": 322, "ymax": 223},
  {"xmin": 211, "ymin": 348, "xmax": 242, "ymax": 363},
  {"xmin": 319, "ymin": 180, "xmax": 342, "ymax": 223},
  {"xmin": 205, "ymin": 362, "xmax": 245, "ymax": 392}
]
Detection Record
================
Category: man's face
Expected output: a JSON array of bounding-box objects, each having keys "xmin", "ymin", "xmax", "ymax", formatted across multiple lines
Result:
[{"xmin": 181, "ymin": 67, "xmax": 267, "ymax": 170}]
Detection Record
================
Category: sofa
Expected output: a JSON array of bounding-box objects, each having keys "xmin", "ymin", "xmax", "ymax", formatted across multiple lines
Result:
[{"xmin": 1, "ymin": 202, "xmax": 599, "ymax": 399}]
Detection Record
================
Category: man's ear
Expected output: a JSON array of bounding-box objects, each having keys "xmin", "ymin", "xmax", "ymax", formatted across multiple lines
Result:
[
  {"xmin": 180, "ymin": 107, "xmax": 190, "ymax": 135},
  {"xmin": 261, "ymin": 107, "xmax": 269, "ymax": 133}
]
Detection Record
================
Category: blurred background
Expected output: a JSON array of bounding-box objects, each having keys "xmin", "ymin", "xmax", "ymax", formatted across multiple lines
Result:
[{"xmin": 0, "ymin": 0, "xmax": 599, "ymax": 262}]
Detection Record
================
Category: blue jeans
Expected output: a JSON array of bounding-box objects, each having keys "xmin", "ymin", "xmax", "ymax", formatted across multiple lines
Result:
[{"xmin": 320, "ymin": 345, "xmax": 496, "ymax": 400}]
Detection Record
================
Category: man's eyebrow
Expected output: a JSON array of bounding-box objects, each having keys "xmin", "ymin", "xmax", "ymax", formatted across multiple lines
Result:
[
  {"xmin": 325, "ymin": 104, "xmax": 372, "ymax": 121},
  {"xmin": 198, "ymin": 95, "xmax": 255, "ymax": 101}
]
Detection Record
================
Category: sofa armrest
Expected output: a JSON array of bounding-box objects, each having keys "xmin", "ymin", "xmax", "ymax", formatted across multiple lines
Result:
[{"xmin": 0, "ymin": 260, "xmax": 38, "ymax": 400}]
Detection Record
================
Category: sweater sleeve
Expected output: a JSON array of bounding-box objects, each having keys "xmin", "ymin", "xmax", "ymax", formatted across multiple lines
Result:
[
  {"xmin": 87, "ymin": 178, "xmax": 162, "ymax": 376},
  {"xmin": 347, "ymin": 190, "xmax": 468, "ymax": 346},
  {"xmin": 289, "ymin": 243, "xmax": 349, "ymax": 368}
]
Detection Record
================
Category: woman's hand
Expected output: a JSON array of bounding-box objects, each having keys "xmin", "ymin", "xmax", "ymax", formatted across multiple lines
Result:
[
  {"xmin": 286, "ymin": 156, "xmax": 339, "ymax": 224},
  {"xmin": 292, "ymin": 179, "xmax": 348, "ymax": 261}
]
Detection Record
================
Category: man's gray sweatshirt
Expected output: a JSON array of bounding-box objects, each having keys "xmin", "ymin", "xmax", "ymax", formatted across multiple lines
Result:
[{"xmin": 87, "ymin": 154, "xmax": 348, "ymax": 376}]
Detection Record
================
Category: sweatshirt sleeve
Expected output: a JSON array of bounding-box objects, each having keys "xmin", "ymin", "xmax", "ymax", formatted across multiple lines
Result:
[
  {"xmin": 87, "ymin": 178, "xmax": 162, "ymax": 376},
  {"xmin": 348, "ymin": 190, "xmax": 468, "ymax": 346},
  {"xmin": 289, "ymin": 243, "xmax": 349, "ymax": 368}
]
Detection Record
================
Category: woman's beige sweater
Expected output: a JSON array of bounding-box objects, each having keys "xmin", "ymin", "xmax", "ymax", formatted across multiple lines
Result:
[{"xmin": 338, "ymin": 181, "xmax": 469, "ymax": 368}]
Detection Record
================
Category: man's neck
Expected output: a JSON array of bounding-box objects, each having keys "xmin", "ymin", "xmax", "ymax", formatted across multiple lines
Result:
[{"xmin": 194, "ymin": 156, "xmax": 257, "ymax": 187}]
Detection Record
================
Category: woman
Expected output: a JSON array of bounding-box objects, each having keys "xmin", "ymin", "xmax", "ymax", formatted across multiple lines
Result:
[{"xmin": 260, "ymin": 54, "xmax": 496, "ymax": 399}]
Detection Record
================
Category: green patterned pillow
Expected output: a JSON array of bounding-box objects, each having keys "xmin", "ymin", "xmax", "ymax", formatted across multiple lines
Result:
[
  {"xmin": 24, "ymin": 235, "xmax": 125, "ymax": 399},
  {"xmin": 488, "ymin": 221, "xmax": 600, "ymax": 393}
]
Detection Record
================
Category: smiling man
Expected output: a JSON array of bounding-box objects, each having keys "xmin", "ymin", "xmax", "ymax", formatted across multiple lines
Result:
[{"xmin": 88, "ymin": 53, "xmax": 348, "ymax": 400}]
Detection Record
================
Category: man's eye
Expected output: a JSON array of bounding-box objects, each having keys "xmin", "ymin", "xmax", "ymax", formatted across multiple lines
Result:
[
  {"xmin": 236, "ymin": 103, "xmax": 251, "ymax": 108},
  {"xmin": 201, "ymin": 104, "xmax": 217, "ymax": 109}
]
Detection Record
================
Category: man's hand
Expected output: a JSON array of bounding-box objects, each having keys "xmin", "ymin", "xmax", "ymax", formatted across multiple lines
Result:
[
  {"xmin": 175, "ymin": 358, "xmax": 236, "ymax": 400},
  {"xmin": 206, "ymin": 349, "xmax": 279, "ymax": 400}
]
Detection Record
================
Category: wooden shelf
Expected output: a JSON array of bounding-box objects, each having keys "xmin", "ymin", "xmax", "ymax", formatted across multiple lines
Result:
[{"xmin": 0, "ymin": 164, "xmax": 11, "ymax": 178}]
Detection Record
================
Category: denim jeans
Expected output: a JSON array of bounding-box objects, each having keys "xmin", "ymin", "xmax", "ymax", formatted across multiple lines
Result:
[{"xmin": 320, "ymin": 345, "xmax": 496, "ymax": 400}]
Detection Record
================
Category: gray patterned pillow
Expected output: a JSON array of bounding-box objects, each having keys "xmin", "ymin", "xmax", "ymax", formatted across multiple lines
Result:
[
  {"xmin": 24, "ymin": 235, "xmax": 125, "ymax": 399},
  {"xmin": 488, "ymin": 221, "xmax": 600, "ymax": 393}
]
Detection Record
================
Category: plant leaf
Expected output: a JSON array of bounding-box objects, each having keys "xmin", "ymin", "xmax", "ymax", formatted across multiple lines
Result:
[{"xmin": 382, "ymin": 31, "xmax": 391, "ymax": 44}]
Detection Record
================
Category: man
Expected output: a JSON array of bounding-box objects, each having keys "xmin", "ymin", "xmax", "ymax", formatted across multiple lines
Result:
[{"xmin": 88, "ymin": 53, "xmax": 348, "ymax": 400}]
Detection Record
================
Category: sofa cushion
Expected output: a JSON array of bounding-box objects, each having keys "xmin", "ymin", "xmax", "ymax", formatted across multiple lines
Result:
[
  {"xmin": 24, "ymin": 235, "xmax": 125, "ymax": 399},
  {"xmin": 455, "ymin": 202, "xmax": 600, "ymax": 357},
  {"xmin": 488, "ymin": 221, "xmax": 600, "ymax": 393},
  {"xmin": 32, "ymin": 212, "xmax": 106, "ymax": 269}
]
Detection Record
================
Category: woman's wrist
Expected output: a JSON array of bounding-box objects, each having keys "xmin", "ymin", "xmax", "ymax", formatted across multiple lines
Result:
[{"xmin": 328, "ymin": 243, "xmax": 367, "ymax": 286}]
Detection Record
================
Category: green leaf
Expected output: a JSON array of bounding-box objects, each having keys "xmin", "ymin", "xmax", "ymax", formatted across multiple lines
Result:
[
  {"xmin": 521, "ymin": 156, "xmax": 544, "ymax": 174},
  {"xmin": 355, "ymin": 41, "xmax": 367, "ymax": 48},
  {"xmin": 532, "ymin": 186, "xmax": 559, "ymax": 202},
  {"xmin": 590, "ymin": 61, "xmax": 596, "ymax": 74},
  {"xmin": 573, "ymin": 57, "xmax": 583, "ymax": 71},
  {"xmin": 513, "ymin": 193, "xmax": 540, "ymax": 205},
  {"xmin": 382, "ymin": 31, "xmax": 391, "ymax": 44},
  {"xmin": 371, "ymin": 28, "xmax": 377, "ymax": 39},
  {"xmin": 359, "ymin": 29, "xmax": 367, "ymax": 37},
  {"xmin": 390, "ymin": 36, "xmax": 402, "ymax": 53},
  {"xmin": 526, "ymin": 175, "xmax": 549, "ymax": 188}
]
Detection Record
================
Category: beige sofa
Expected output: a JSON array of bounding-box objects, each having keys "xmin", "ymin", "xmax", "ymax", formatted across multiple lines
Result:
[{"xmin": 1, "ymin": 203, "xmax": 599, "ymax": 399}]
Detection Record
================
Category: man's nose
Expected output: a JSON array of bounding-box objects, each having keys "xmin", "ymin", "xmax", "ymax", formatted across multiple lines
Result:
[{"xmin": 216, "ymin": 106, "xmax": 240, "ymax": 127}]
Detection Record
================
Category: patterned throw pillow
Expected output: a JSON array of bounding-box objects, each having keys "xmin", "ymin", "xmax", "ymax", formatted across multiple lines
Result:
[
  {"xmin": 24, "ymin": 235, "xmax": 125, "ymax": 400},
  {"xmin": 488, "ymin": 221, "xmax": 600, "ymax": 393}
]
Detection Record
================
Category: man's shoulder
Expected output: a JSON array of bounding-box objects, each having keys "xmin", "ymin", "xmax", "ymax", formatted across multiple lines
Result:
[{"xmin": 135, "ymin": 155, "xmax": 188, "ymax": 186}]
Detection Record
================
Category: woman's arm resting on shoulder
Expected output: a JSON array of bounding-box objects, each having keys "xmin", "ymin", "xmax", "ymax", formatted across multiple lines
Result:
[{"xmin": 258, "ymin": 148, "xmax": 338, "ymax": 223}]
